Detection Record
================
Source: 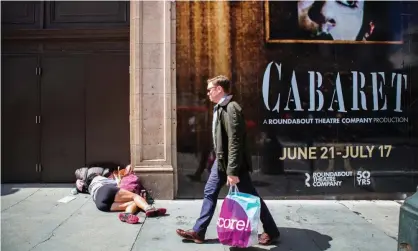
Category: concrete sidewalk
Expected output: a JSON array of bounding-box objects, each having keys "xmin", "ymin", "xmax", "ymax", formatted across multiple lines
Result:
[{"xmin": 1, "ymin": 184, "xmax": 401, "ymax": 251}]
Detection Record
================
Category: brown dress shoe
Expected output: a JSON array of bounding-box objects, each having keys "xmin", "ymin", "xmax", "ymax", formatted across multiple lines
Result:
[
  {"xmin": 258, "ymin": 231, "xmax": 280, "ymax": 245},
  {"xmin": 176, "ymin": 229, "xmax": 205, "ymax": 244}
]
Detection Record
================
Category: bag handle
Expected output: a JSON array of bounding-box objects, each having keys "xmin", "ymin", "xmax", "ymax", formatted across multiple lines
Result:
[{"xmin": 228, "ymin": 185, "xmax": 239, "ymax": 195}]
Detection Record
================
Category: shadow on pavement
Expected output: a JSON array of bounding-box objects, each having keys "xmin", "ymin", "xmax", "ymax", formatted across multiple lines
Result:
[
  {"xmin": 229, "ymin": 227, "xmax": 332, "ymax": 251},
  {"xmin": 182, "ymin": 238, "xmax": 220, "ymax": 244},
  {"xmin": 1, "ymin": 187, "xmax": 20, "ymax": 196},
  {"xmin": 1, "ymin": 183, "xmax": 74, "ymax": 196}
]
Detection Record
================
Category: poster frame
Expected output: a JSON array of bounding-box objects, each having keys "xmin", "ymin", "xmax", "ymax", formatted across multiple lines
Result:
[{"xmin": 264, "ymin": 0, "xmax": 403, "ymax": 45}]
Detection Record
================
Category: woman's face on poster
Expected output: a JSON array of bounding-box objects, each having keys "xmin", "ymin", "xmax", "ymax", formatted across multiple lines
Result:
[{"xmin": 297, "ymin": 0, "xmax": 364, "ymax": 41}]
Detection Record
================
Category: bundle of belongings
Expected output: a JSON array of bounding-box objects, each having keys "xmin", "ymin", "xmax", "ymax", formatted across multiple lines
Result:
[{"xmin": 74, "ymin": 162, "xmax": 154, "ymax": 204}]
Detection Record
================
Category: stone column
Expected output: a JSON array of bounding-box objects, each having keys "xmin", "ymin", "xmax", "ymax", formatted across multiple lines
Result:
[{"xmin": 130, "ymin": 0, "xmax": 176, "ymax": 199}]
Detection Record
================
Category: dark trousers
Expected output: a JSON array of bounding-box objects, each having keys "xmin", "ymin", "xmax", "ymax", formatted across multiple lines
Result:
[{"xmin": 192, "ymin": 160, "xmax": 279, "ymax": 236}]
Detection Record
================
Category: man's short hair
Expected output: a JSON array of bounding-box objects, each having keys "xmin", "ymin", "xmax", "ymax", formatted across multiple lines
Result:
[{"xmin": 207, "ymin": 75, "xmax": 231, "ymax": 93}]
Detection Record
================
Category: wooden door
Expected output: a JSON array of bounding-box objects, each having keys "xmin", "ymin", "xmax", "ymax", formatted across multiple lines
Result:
[
  {"xmin": 2, "ymin": 0, "xmax": 130, "ymax": 183},
  {"xmin": 85, "ymin": 53, "xmax": 130, "ymax": 166},
  {"xmin": 1, "ymin": 55, "xmax": 41, "ymax": 182},
  {"xmin": 40, "ymin": 55, "xmax": 86, "ymax": 182}
]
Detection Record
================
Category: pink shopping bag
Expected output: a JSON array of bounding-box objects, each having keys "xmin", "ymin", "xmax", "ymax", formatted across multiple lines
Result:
[{"xmin": 216, "ymin": 186, "xmax": 261, "ymax": 248}]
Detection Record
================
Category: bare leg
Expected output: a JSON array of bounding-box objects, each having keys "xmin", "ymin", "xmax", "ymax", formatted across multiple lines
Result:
[
  {"xmin": 125, "ymin": 201, "xmax": 139, "ymax": 214},
  {"xmin": 111, "ymin": 188, "xmax": 166, "ymax": 217},
  {"xmin": 109, "ymin": 201, "xmax": 141, "ymax": 224},
  {"xmin": 110, "ymin": 201, "xmax": 139, "ymax": 214},
  {"xmin": 113, "ymin": 188, "xmax": 149, "ymax": 211}
]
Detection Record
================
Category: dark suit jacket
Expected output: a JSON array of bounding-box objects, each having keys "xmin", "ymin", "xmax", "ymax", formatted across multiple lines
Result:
[{"xmin": 214, "ymin": 97, "xmax": 252, "ymax": 176}]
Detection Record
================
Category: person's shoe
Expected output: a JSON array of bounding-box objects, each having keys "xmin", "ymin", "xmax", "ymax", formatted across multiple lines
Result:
[
  {"xmin": 145, "ymin": 207, "xmax": 167, "ymax": 217},
  {"xmin": 118, "ymin": 213, "xmax": 139, "ymax": 224},
  {"xmin": 258, "ymin": 231, "xmax": 280, "ymax": 245},
  {"xmin": 176, "ymin": 229, "xmax": 204, "ymax": 244}
]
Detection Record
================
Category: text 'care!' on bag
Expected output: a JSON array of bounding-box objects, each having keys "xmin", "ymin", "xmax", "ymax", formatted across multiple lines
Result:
[{"xmin": 216, "ymin": 185, "xmax": 261, "ymax": 248}]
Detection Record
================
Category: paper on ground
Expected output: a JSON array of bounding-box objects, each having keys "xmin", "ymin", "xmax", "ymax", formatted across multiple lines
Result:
[{"xmin": 58, "ymin": 196, "xmax": 76, "ymax": 203}]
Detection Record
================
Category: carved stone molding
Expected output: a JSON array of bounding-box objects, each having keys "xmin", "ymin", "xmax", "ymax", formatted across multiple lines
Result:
[{"xmin": 129, "ymin": 0, "xmax": 176, "ymax": 199}]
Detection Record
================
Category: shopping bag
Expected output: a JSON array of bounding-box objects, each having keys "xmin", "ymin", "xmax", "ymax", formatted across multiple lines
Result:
[{"xmin": 217, "ymin": 185, "xmax": 261, "ymax": 248}]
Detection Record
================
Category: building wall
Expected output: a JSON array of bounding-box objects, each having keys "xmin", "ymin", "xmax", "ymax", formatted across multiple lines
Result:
[
  {"xmin": 174, "ymin": 1, "xmax": 418, "ymax": 199},
  {"xmin": 2, "ymin": 1, "xmax": 416, "ymax": 199},
  {"xmin": 131, "ymin": 1, "xmax": 418, "ymax": 200},
  {"xmin": 129, "ymin": 1, "xmax": 177, "ymax": 199}
]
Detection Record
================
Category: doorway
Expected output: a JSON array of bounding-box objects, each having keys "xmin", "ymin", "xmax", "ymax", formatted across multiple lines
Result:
[{"xmin": 1, "ymin": 1, "xmax": 130, "ymax": 182}]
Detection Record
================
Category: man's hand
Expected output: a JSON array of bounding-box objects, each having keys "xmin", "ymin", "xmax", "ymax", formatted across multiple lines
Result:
[{"xmin": 227, "ymin": 175, "xmax": 240, "ymax": 186}]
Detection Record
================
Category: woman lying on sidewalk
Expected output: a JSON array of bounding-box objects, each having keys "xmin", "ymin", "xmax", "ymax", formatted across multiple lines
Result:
[{"xmin": 82, "ymin": 173, "xmax": 166, "ymax": 224}]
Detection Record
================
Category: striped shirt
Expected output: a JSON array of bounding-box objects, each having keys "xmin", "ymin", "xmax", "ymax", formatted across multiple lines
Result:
[{"xmin": 88, "ymin": 176, "xmax": 117, "ymax": 201}]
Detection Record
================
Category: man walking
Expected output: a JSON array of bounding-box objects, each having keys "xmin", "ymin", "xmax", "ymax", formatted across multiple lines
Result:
[{"xmin": 176, "ymin": 75, "xmax": 280, "ymax": 245}]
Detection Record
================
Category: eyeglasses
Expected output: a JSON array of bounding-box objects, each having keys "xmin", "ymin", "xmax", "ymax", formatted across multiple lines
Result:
[{"xmin": 207, "ymin": 86, "xmax": 217, "ymax": 93}]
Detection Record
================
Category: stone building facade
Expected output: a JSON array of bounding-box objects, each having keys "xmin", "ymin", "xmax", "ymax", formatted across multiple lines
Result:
[{"xmin": 129, "ymin": 1, "xmax": 177, "ymax": 199}]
